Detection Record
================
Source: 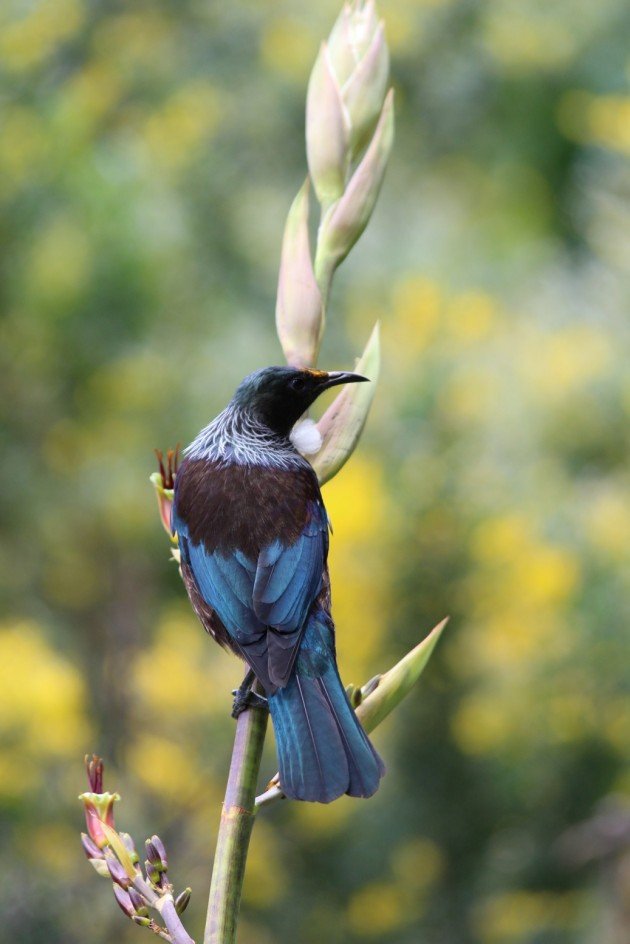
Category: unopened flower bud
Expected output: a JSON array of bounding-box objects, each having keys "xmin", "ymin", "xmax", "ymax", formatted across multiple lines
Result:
[
  {"xmin": 128, "ymin": 887, "xmax": 149, "ymax": 917},
  {"xmin": 316, "ymin": 90, "xmax": 394, "ymax": 280},
  {"xmin": 175, "ymin": 888, "xmax": 192, "ymax": 915},
  {"xmin": 146, "ymin": 835, "xmax": 168, "ymax": 870},
  {"xmin": 316, "ymin": 2, "xmax": 390, "ymax": 163},
  {"xmin": 311, "ymin": 322, "xmax": 380, "ymax": 485},
  {"xmin": 79, "ymin": 791, "xmax": 120, "ymax": 849},
  {"xmin": 328, "ymin": 1, "xmax": 379, "ymax": 84},
  {"xmin": 81, "ymin": 832, "xmax": 104, "ymax": 860},
  {"xmin": 356, "ymin": 619, "xmax": 448, "ymax": 733},
  {"xmin": 132, "ymin": 915, "xmax": 152, "ymax": 927},
  {"xmin": 306, "ymin": 44, "xmax": 349, "ymax": 209},
  {"xmin": 113, "ymin": 884, "xmax": 135, "ymax": 918},
  {"xmin": 145, "ymin": 860, "xmax": 162, "ymax": 888},
  {"xmin": 105, "ymin": 849, "xmax": 132, "ymax": 889},
  {"xmin": 276, "ymin": 180, "xmax": 324, "ymax": 369}
]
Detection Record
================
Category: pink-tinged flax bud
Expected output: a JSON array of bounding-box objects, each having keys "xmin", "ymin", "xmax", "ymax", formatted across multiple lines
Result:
[
  {"xmin": 342, "ymin": 21, "xmax": 389, "ymax": 158},
  {"xmin": 306, "ymin": 44, "xmax": 349, "ymax": 209},
  {"xmin": 312, "ymin": 322, "xmax": 380, "ymax": 485},
  {"xmin": 80, "ymin": 791, "xmax": 120, "ymax": 849},
  {"xmin": 145, "ymin": 859, "xmax": 162, "ymax": 888},
  {"xmin": 128, "ymin": 887, "xmax": 149, "ymax": 917},
  {"xmin": 151, "ymin": 447, "xmax": 180, "ymax": 540},
  {"xmin": 146, "ymin": 835, "xmax": 168, "ymax": 871},
  {"xmin": 105, "ymin": 849, "xmax": 133, "ymax": 889},
  {"xmin": 326, "ymin": 2, "xmax": 389, "ymax": 159},
  {"xmin": 79, "ymin": 756, "xmax": 120, "ymax": 850},
  {"xmin": 81, "ymin": 832, "xmax": 104, "ymax": 860},
  {"xmin": 316, "ymin": 89, "xmax": 394, "ymax": 281},
  {"xmin": 113, "ymin": 884, "xmax": 136, "ymax": 918},
  {"xmin": 276, "ymin": 180, "xmax": 324, "ymax": 369}
]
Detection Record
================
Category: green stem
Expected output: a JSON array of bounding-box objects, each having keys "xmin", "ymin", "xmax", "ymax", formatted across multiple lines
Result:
[{"xmin": 204, "ymin": 694, "xmax": 269, "ymax": 944}]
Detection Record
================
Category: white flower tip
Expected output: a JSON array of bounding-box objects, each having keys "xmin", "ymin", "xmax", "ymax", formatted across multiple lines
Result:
[{"xmin": 290, "ymin": 418, "xmax": 323, "ymax": 456}]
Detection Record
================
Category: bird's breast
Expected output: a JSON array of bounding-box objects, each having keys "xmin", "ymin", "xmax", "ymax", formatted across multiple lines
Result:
[{"xmin": 174, "ymin": 457, "xmax": 322, "ymax": 558}]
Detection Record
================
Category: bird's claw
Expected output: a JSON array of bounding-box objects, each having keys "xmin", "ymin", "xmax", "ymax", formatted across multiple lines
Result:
[{"xmin": 231, "ymin": 688, "xmax": 268, "ymax": 719}]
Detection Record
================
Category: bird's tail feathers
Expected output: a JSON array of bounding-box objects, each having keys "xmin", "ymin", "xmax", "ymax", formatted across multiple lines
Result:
[{"xmin": 269, "ymin": 660, "xmax": 384, "ymax": 803}]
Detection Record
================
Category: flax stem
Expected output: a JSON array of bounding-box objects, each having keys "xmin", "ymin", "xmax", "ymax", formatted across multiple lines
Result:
[{"xmin": 204, "ymin": 690, "xmax": 269, "ymax": 944}]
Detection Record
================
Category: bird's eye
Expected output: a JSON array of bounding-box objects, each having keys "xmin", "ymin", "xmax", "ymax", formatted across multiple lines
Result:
[{"xmin": 290, "ymin": 376, "xmax": 307, "ymax": 392}]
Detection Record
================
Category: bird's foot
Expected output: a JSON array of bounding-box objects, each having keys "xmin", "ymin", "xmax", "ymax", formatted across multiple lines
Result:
[{"xmin": 231, "ymin": 688, "xmax": 268, "ymax": 719}]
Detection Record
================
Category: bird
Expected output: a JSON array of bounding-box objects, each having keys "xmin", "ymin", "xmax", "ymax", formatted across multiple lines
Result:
[{"xmin": 172, "ymin": 366, "xmax": 385, "ymax": 803}]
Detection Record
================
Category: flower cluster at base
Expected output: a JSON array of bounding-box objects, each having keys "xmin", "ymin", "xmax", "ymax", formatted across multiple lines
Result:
[{"xmin": 79, "ymin": 755, "xmax": 194, "ymax": 944}]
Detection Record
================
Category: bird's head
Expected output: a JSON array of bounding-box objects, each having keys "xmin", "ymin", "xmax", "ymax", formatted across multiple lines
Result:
[{"xmin": 231, "ymin": 366, "xmax": 369, "ymax": 436}]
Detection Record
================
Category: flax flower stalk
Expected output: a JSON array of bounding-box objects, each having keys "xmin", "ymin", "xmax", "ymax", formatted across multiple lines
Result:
[
  {"xmin": 204, "ymin": 687, "xmax": 268, "ymax": 944},
  {"xmin": 203, "ymin": 5, "xmax": 396, "ymax": 943}
]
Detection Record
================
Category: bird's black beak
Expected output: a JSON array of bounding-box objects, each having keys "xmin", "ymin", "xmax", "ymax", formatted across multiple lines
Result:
[{"xmin": 320, "ymin": 371, "xmax": 370, "ymax": 390}]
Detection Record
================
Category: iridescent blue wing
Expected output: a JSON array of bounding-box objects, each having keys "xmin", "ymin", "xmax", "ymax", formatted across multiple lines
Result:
[
  {"xmin": 173, "ymin": 497, "xmax": 329, "ymax": 691},
  {"xmin": 253, "ymin": 499, "xmax": 329, "ymax": 686}
]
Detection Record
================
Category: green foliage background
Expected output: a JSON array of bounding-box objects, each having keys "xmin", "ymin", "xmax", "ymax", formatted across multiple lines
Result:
[{"xmin": 1, "ymin": 1, "xmax": 628, "ymax": 942}]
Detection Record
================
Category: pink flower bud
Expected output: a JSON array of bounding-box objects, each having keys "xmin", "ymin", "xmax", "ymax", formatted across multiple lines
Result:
[
  {"xmin": 275, "ymin": 180, "xmax": 324, "ymax": 369},
  {"xmin": 306, "ymin": 43, "xmax": 349, "ymax": 209},
  {"xmin": 316, "ymin": 90, "xmax": 394, "ymax": 276},
  {"xmin": 79, "ymin": 791, "xmax": 120, "ymax": 849},
  {"xmin": 113, "ymin": 884, "xmax": 136, "ymax": 918},
  {"xmin": 312, "ymin": 322, "xmax": 380, "ymax": 485},
  {"xmin": 79, "ymin": 754, "xmax": 120, "ymax": 850},
  {"xmin": 341, "ymin": 22, "xmax": 389, "ymax": 158}
]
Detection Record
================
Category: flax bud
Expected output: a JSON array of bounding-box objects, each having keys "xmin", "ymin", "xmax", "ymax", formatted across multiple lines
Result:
[
  {"xmin": 306, "ymin": 45, "xmax": 349, "ymax": 209},
  {"xmin": 105, "ymin": 849, "xmax": 132, "ymax": 889},
  {"xmin": 316, "ymin": 90, "xmax": 394, "ymax": 282},
  {"xmin": 275, "ymin": 180, "xmax": 324, "ymax": 369},
  {"xmin": 79, "ymin": 791, "xmax": 120, "ymax": 849},
  {"xmin": 113, "ymin": 884, "xmax": 136, "ymax": 918},
  {"xmin": 356, "ymin": 618, "xmax": 448, "ymax": 733},
  {"xmin": 311, "ymin": 322, "xmax": 380, "ymax": 485},
  {"xmin": 175, "ymin": 888, "xmax": 192, "ymax": 915},
  {"xmin": 329, "ymin": 4, "xmax": 389, "ymax": 158}
]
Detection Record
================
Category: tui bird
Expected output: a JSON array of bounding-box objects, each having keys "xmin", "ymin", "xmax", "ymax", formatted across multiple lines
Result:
[{"xmin": 172, "ymin": 366, "xmax": 385, "ymax": 803}]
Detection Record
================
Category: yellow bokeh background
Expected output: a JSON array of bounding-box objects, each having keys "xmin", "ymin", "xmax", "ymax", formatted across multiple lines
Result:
[{"xmin": 0, "ymin": 1, "xmax": 628, "ymax": 943}]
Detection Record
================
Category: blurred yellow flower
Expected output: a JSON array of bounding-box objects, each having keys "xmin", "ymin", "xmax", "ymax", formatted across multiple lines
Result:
[
  {"xmin": 143, "ymin": 82, "xmax": 221, "ymax": 172},
  {"xmin": 260, "ymin": 19, "xmax": 318, "ymax": 83},
  {"xmin": 29, "ymin": 214, "xmax": 92, "ymax": 308},
  {"xmin": 242, "ymin": 819, "xmax": 286, "ymax": 906},
  {"xmin": 0, "ymin": 0, "xmax": 85, "ymax": 73},
  {"xmin": 133, "ymin": 603, "xmax": 232, "ymax": 721},
  {"xmin": 324, "ymin": 457, "xmax": 389, "ymax": 681},
  {"xmin": 558, "ymin": 91, "xmax": 630, "ymax": 155},
  {"xmin": 446, "ymin": 291, "xmax": 498, "ymax": 343},
  {"xmin": 0, "ymin": 106, "xmax": 48, "ymax": 194},
  {"xmin": 0, "ymin": 621, "xmax": 90, "ymax": 795},
  {"xmin": 451, "ymin": 692, "xmax": 515, "ymax": 754},
  {"xmin": 391, "ymin": 836, "xmax": 445, "ymax": 891},
  {"xmin": 475, "ymin": 890, "xmax": 583, "ymax": 942},
  {"xmin": 127, "ymin": 733, "xmax": 204, "ymax": 803},
  {"xmin": 347, "ymin": 880, "xmax": 410, "ymax": 935},
  {"xmin": 584, "ymin": 485, "xmax": 630, "ymax": 558},
  {"xmin": 389, "ymin": 275, "xmax": 442, "ymax": 359}
]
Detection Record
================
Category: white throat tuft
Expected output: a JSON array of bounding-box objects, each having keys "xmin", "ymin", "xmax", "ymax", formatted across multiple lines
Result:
[{"xmin": 290, "ymin": 418, "xmax": 323, "ymax": 456}]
